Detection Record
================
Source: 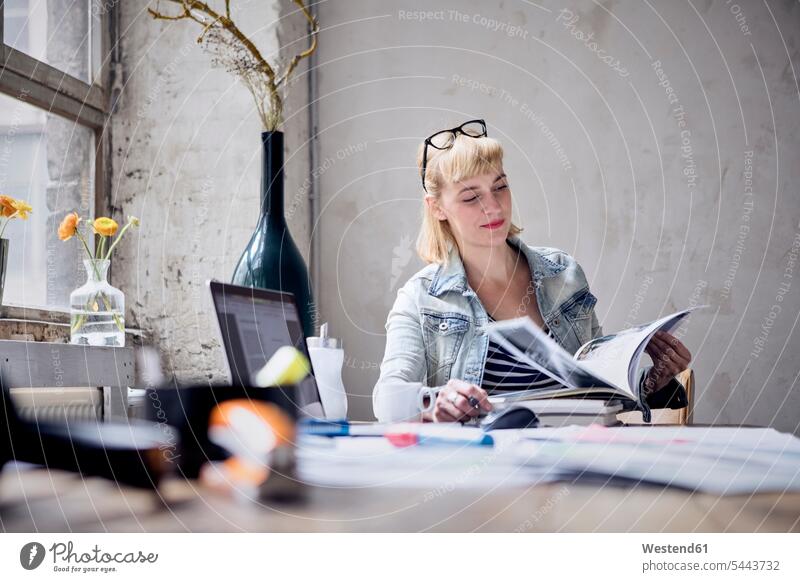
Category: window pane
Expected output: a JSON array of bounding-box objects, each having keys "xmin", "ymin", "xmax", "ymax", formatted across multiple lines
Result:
[
  {"xmin": 3, "ymin": 0, "xmax": 102, "ymax": 85},
  {"xmin": 0, "ymin": 92, "xmax": 95, "ymax": 310}
]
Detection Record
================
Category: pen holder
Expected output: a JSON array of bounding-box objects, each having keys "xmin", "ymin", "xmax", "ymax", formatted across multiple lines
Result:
[{"xmin": 306, "ymin": 322, "xmax": 348, "ymax": 419}]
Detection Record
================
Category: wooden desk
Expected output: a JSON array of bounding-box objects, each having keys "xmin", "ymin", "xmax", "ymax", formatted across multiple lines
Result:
[{"xmin": 1, "ymin": 464, "xmax": 798, "ymax": 532}]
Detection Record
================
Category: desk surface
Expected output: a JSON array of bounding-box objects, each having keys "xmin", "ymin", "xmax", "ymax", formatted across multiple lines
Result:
[{"xmin": 1, "ymin": 464, "xmax": 798, "ymax": 533}]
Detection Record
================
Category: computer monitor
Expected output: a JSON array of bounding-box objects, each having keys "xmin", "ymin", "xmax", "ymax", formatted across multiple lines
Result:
[{"xmin": 208, "ymin": 280, "xmax": 324, "ymax": 418}]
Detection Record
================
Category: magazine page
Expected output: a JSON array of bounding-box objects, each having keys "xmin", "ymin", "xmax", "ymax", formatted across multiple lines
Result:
[
  {"xmin": 573, "ymin": 306, "xmax": 703, "ymax": 396},
  {"xmin": 487, "ymin": 317, "xmax": 619, "ymax": 391},
  {"xmin": 624, "ymin": 309, "xmax": 700, "ymax": 392}
]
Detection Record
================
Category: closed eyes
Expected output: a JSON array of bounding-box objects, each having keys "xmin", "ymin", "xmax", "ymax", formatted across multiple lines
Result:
[{"xmin": 462, "ymin": 185, "xmax": 508, "ymax": 203}]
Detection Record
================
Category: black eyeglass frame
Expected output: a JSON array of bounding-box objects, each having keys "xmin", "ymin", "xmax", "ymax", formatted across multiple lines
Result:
[{"xmin": 420, "ymin": 119, "xmax": 487, "ymax": 192}]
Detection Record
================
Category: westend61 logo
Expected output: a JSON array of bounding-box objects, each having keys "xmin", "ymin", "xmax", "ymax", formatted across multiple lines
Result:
[{"xmin": 19, "ymin": 541, "xmax": 158, "ymax": 574}]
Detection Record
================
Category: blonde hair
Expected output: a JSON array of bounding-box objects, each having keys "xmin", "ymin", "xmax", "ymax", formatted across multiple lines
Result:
[{"xmin": 415, "ymin": 133, "xmax": 522, "ymax": 264}]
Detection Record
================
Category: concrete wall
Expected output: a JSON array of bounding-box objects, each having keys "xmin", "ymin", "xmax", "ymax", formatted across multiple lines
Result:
[
  {"xmin": 110, "ymin": 0, "xmax": 799, "ymax": 434},
  {"xmin": 112, "ymin": 1, "xmax": 311, "ymax": 385},
  {"xmin": 313, "ymin": 0, "xmax": 800, "ymax": 432}
]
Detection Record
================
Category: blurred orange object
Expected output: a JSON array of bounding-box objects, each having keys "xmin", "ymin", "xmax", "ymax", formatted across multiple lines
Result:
[
  {"xmin": 200, "ymin": 457, "xmax": 269, "ymax": 497},
  {"xmin": 208, "ymin": 399, "xmax": 295, "ymax": 457},
  {"xmin": 202, "ymin": 399, "xmax": 298, "ymax": 501}
]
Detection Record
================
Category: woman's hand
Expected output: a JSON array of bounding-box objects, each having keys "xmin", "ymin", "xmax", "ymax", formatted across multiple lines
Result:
[
  {"xmin": 433, "ymin": 379, "xmax": 493, "ymax": 423},
  {"xmin": 643, "ymin": 331, "xmax": 692, "ymax": 395}
]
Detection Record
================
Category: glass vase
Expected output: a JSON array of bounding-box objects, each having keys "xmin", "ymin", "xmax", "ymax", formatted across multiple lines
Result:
[{"xmin": 70, "ymin": 259, "xmax": 125, "ymax": 347}]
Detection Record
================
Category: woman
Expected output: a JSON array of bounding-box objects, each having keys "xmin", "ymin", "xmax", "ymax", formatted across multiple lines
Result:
[{"xmin": 374, "ymin": 119, "xmax": 691, "ymax": 423}]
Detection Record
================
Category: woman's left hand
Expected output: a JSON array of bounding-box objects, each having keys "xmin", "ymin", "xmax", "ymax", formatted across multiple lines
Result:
[{"xmin": 643, "ymin": 330, "xmax": 692, "ymax": 394}]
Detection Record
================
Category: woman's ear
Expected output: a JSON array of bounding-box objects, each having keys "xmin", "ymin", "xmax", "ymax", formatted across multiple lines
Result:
[{"xmin": 425, "ymin": 195, "xmax": 447, "ymax": 221}]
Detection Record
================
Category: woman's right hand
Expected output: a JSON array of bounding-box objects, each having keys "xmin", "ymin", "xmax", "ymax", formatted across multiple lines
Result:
[{"xmin": 433, "ymin": 379, "xmax": 492, "ymax": 423}]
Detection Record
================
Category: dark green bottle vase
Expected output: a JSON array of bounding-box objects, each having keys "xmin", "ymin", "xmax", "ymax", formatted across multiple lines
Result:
[{"xmin": 231, "ymin": 131, "xmax": 315, "ymax": 339}]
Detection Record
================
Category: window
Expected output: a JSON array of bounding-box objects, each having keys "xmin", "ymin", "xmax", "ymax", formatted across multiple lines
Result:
[
  {"xmin": 0, "ymin": 92, "xmax": 95, "ymax": 308},
  {"xmin": 1, "ymin": 0, "xmax": 110, "ymax": 311},
  {"xmin": 3, "ymin": 0, "xmax": 31, "ymax": 54},
  {"xmin": 3, "ymin": 0, "xmax": 103, "ymax": 85}
]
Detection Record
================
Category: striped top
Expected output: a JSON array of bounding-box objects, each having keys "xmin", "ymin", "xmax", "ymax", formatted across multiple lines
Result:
[{"xmin": 482, "ymin": 314, "xmax": 562, "ymax": 393}]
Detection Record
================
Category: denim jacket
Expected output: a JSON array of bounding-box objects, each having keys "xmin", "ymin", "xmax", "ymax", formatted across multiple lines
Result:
[{"xmin": 373, "ymin": 234, "xmax": 687, "ymax": 420}]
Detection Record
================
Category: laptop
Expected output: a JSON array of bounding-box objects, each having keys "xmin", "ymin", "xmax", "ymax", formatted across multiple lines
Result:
[{"xmin": 207, "ymin": 280, "xmax": 325, "ymax": 419}]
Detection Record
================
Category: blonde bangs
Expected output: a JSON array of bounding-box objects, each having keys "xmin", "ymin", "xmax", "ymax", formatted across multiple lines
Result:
[{"xmin": 420, "ymin": 135, "xmax": 504, "ymax": 191}]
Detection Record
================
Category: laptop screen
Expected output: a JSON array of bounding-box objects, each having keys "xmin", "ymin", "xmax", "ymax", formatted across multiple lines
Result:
[{"xmin": 208, "ymin": 281, "xmax": 324, "ymax": 418}]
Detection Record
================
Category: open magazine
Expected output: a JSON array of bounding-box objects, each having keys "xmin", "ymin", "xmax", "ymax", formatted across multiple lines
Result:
[{"xmin": 485, "ymin": 306, "xmax": 703, "ymax": 421}]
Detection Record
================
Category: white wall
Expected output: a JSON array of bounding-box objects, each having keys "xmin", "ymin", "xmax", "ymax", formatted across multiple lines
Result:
[
  {"xmin": 312, "ymin": 0, "xmax": 800, "ymax": 432},
  {"xmin": 112, "ymin": 0, "xmax": 311, "ymax": 384}
]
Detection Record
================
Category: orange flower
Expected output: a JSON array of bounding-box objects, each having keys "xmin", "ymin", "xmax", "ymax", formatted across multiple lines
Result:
[
  {"xmin": 58, "ymin": 212, "xmax": 81, "ymax": 241},
  {"xmin": 93, "ymin": 217, "xmax": 118, "ymax": 237},
  {"xmin": 0, "ymin": 195, "xmax": 17, "ymax": 218},
  {"xmin": 10, "ymin": 198, "xmax": 32, "ymax": 219}
]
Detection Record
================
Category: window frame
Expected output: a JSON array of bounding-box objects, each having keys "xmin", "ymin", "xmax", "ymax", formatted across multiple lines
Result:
[{"xmin": 0, "ymin": 1, "xmax": 113, "ymax": 319}]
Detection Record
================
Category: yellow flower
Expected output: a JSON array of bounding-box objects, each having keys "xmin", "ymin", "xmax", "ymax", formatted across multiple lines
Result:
[
  {"xmin": 58, "ymin": 212, "xmax": 81, "ymax": 241},
  {"xmin": 10, "ymin": 198, "xmax": 32, "ymax": 220},
  {"xmin": 0, "ymin": 195, "xmax": 17, "ymax": 218},
  {"xmin": 93, "ymin": 217, "xmax": 118, "ymax": 237}
]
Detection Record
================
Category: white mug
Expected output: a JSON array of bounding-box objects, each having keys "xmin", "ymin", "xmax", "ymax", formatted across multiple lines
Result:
[{"xmin": 374, "ymin": 381, "xmax": 436, "ymax": 423}]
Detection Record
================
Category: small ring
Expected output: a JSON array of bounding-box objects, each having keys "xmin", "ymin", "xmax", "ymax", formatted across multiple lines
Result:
[{"xmin": 447, "ymin": 391, "xmax": 459, "ymax": 404}]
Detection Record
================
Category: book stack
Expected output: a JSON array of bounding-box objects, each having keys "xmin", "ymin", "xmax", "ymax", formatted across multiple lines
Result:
[{"xmin": 484, "ymin": 398, "xmax": 623, "ymax": 428}]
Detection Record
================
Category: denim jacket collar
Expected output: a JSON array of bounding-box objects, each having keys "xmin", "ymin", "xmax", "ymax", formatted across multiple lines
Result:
[{"xmin": 427, "ymin": 234, "xmax": 567, "ymax": 297}]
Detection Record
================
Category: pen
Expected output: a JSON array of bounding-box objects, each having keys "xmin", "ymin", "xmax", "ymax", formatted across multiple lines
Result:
[
  {"xmin": 298, "ymin": 418, "xmax": 350, "ymax": 436},
  {"xmin": 386, "ymin": 431, "xmax": 494, "ymax": 448}
]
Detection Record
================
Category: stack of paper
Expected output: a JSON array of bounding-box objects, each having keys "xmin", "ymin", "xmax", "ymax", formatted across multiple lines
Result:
[
  {"xmin": 512, "ymin": 425, "xmax": 800, "ymax": 495},
  {"xmin": 296, "ymin": 429, "xmax": 562, "ymax": 489},
  {"xmin": 294, "ymin": 423, "xmax": 800, "ymax": 496}
]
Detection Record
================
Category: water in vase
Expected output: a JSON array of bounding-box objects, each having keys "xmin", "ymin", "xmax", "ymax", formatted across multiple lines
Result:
[{"xmin": 70, "ymin": 259, "xmax": 125, "ymax": 347}]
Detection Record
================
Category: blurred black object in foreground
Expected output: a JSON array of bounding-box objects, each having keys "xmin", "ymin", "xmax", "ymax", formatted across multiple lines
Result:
[
  {"xmin": 144, "ymin": 383, "xmax": 298, "ymax": 479},
  {"xmin": 0, "ymin": 374, "xmax": 175, "ymax": 490}
]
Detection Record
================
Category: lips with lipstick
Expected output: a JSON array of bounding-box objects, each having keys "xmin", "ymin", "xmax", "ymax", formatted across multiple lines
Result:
[{"xmin": 481, "ymin": 219, "xmax": 505, "ymax": 230}]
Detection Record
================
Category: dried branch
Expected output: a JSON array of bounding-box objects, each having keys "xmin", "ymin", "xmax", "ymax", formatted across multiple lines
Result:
[
  {"xmin": 276, "ymin": 0, "xmax": 319, "ymax": 88},
  {"xmin": 148, "ymin": 0, "xmax": 317, "ymax": 130}
]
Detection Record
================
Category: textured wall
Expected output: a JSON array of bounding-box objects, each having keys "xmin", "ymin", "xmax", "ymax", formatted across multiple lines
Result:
[
  {"xmin": 313, "ymin": 0, "xmax": 800, "ymax": 430},
  {"xmin": 112, "ymin": 1, "xmax": 311, "ymax": 385}
]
